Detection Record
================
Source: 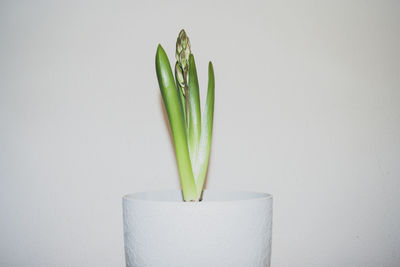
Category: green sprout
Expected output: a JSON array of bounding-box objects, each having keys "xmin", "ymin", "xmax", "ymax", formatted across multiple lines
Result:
[{"xmin": 155, "ymin": 30, "xmax": 215, "ymax": 201}]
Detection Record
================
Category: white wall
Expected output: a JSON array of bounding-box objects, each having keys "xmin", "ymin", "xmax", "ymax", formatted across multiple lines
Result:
[{"xmin": 1, "ymin": 0, "xmax": 399, "ymax": 266}]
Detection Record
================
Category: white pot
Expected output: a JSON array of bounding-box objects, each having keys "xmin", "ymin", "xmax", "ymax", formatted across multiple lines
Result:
[{"xmin": 122, "ymin": 190, "xmax": 273, "ymax": 267}]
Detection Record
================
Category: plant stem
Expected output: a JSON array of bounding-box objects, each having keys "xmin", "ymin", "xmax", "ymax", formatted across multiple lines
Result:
[{"xmin": 175, "ymin": 62, "xmax": 187, "ymax": 124}]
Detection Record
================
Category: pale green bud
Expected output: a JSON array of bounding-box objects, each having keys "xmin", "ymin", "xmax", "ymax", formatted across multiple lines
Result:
[
  {"xmin": 176, "ymin": 29, "xmax": 191, "ymax": 72},
  {"xmin": 175, "ymin": 63, "xmax": 185, "ymax": 96}
]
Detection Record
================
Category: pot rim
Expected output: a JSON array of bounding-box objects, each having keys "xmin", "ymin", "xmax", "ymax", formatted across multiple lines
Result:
[{"xmin": 123, "ymin": 189, "xmax": 272, "ymax": 204}]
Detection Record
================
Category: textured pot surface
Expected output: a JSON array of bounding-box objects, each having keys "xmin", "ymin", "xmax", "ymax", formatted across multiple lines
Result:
[{"xmin": 123, "ymin": 190, "xmax": 273, "ymax": 267}]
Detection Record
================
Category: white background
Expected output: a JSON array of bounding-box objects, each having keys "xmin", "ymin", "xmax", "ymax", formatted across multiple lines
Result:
[{"xmin": 1, "ymin": 0, "xmax": 399, "ymax": 266}]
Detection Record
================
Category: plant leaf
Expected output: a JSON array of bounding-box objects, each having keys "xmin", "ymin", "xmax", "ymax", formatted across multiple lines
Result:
[
  {"xmin": 155, "ymin": 44, "xmax": 198, "ymax": 201},
  {"xmin": 187, "ymin": 54, "xmax": 202, "ymax": 167},
  {"xmin": 195, "ymin": 61, "xmax": 215, "ymax": 195}
]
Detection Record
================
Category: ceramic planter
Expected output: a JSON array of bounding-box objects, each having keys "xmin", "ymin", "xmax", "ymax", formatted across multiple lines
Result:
[{"xmin": 122, "ymin": 190, "xmax": 272, "ymax": 267}]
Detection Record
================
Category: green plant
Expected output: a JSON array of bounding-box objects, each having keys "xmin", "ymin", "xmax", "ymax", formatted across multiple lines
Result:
[{"xmin": 155, "ymin": 30, "xmax": 215, "ymax": 201}]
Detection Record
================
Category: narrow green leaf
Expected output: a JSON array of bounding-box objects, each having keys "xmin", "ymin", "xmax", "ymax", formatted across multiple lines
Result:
[
  {"xmin": 195, "ymin": 62, "xmax": 215, "ymax": 196},
  {"xmin": 155, "ymin": 44, "xmax": 198, "ymax": 201},
  {"xmin": 187, "ymin": 54, "xmax": 202, "ymax": 167}
]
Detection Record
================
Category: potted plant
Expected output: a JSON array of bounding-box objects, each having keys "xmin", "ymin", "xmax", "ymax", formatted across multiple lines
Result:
[{"xmin": 123, "ymin": 30, "xmax": 273, "ymax": 267}]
